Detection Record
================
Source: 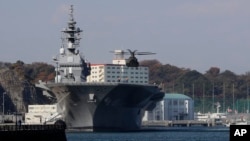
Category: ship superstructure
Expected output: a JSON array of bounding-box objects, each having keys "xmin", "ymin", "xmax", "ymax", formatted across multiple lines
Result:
[
  {"xmin": 36, "ymin": 5, "xmax": 164, "ymax": 131},
  {"xmin": 53, "ymin": 5, "xmax": 91, "ymax": 83}
]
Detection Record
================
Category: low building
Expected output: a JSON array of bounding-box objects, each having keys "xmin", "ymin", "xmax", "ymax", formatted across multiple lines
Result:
[
  {"xmin": 143, "ymin": 93, "xmax": 194, "ymax": 121},
  {"xmin": 25, "ymin": 104, "xmax": 61, "ymax": 124},
  {"xmin": 0, "ymin": 114, "xmax": 22, "ymax": 124}
]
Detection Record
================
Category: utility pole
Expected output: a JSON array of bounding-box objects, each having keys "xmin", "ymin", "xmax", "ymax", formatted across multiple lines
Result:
[
  {"xmin": 182, "ymin": 83, "xmax": 184, "ymax": 94},
  {"xmin": 2, "ymin": 92, "xmax": 6, "ymax": 123},
  {"xmin": 248, "ymin": 83, "xmax": 249, "ymax": 113},
  {"xmin": 212, "ymin": 82, "xmax": 214, "ymax": 113},
  {"xmin": 192, "ymin": 83, "xmax": 194, "ymax": 101},
  {"xmin": 223, "ymin": 82, "xmax": 225, "ymax": 113},
  {"xmin": 233, "ymin": 83, "xmax": 235, "ymax": 111},
  {"xmin": 203, "ymin": 83, "xmax": 205, "ymax": 113}
]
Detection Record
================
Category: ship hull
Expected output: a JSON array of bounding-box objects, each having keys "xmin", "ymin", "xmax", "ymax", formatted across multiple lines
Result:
[{"xmin": 45, "ymin": 83, "xmax": 164, "ymax": 131}]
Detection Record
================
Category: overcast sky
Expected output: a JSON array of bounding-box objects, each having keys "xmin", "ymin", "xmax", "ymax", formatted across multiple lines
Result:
[{"xmin": 1, "ymin": 0, "xmax": 250, "ymax": 75}]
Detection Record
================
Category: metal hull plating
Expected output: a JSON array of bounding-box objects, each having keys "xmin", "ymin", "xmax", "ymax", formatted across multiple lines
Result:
[{"xmin": 46, "ymin": 83, "xmax": 164, "ymax": 131}]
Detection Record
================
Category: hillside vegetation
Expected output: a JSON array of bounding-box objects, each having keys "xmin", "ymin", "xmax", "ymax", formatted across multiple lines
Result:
[
  {"xmin": 141, "ymin": 60, "xmax": 250, "ymax": 113},
  {"xmin": 0, "ymin": 59, "xmax": 250, "ymax": 114},
  {"xmin": 0, "ymin": 60, "xmax": 55, "ymax": 114}
]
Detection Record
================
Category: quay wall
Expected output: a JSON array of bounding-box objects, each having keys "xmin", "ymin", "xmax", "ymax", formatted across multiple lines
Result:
[
  {"xmin": 0, "ymin": 124, "xmax": 67, "ymax": 141},
  {"xmin": 142, "ymin": 120, "xmax": 217, "ymax": 127}
]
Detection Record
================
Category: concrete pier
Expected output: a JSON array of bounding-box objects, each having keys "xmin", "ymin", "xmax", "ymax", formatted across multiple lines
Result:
[
  {"xmin": 142, "ymin": 120, "xmax": 216, "ymax": 127},
  {"xmin": 0, "ymin": 124, "xmax": 67, "ymax": 141}
]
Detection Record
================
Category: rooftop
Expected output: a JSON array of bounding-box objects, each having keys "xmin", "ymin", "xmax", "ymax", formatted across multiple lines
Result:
[{"xmin": 164, "ymin": 93, "xmax": 192, "ymax": 100}]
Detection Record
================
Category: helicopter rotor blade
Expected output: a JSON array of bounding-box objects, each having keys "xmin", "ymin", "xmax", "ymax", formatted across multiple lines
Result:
[
  {"xmin": 135, "ymin": 52, "xmax": 156, "ymax": 55},
  {"xmin": 110, "ymin": 49, "xmax": 156, "ymax": 56},
  {"xmin": 110, "ymin": 50, "xmax": 129, "ymax": 54}
]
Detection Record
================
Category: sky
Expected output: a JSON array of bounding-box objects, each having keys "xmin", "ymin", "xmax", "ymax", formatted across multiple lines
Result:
[{"xmin": 1, "ymin": 1, "xmax": 250, "ymax": 75}]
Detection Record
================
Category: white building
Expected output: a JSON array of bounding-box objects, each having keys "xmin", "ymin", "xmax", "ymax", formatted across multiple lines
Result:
[
  {"xmin": 25, "ymin": 104, "xmax": 61, "ymax": 124},
  {"xmin": 87, "ymin": 64, "xmax": 149, "ymax": 84},
  {"xmin": 86, "ymin": 50, "xmax": 149, "ymax": 84},
  {"xmin": 143, "ymin": 93, "xmax": 194, "ymax": 121}
]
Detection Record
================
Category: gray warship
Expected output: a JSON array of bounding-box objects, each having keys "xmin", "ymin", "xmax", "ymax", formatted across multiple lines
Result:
[{"xmin": 36, "ymin": 5, "xmax": 164, "ymax": 131}]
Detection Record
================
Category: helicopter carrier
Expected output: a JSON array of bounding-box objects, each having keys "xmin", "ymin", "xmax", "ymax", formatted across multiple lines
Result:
[{"xmin": 36, "ymin": 5, "xmax": 164, "ymax": 131}]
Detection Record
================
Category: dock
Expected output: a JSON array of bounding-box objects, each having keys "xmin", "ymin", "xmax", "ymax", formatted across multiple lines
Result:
[
  {"xmin": 142, "ymin": 120, "xmax": 217, "ymax": 127},
  {"xmin": 0, "ymin": 124, "xmax": 67, "ymax": 141}
]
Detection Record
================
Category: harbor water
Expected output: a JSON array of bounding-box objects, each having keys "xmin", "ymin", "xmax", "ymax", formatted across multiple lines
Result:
[{"xmin": 66, "ymin": 126, "xmax": 229, "ymax": 141}]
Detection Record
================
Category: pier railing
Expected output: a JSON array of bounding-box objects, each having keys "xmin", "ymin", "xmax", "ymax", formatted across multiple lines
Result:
[{"xmin": 0, "ymin": 124, "xmax": 66, "ymax": 131}]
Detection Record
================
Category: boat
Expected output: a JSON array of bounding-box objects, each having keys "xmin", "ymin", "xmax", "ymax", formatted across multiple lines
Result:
[
  {"xmin": 36, "ymin": 5, "xmax": 164, "ymax": 131},
  {"xmin": 195, "ymin": 103, "xmax": 227, "ymax": 125},
  {"xmin": 224, "ymin": 115, "xmax": 248, "ymax": 127}
]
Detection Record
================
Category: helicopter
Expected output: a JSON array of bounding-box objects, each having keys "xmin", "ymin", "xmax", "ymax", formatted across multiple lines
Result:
[{"xmin": 110, "ymin": 49, "xmax": 156, "ymax": 67}]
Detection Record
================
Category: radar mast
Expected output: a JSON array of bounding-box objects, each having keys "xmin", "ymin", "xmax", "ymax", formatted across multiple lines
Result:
[
  {"xmin": 61, "ymin": 5, "xmax": 82, "ymax": 53},
  {"xmin": 54, "ymin": 5, "xmax": 91, "ymax": 83}
]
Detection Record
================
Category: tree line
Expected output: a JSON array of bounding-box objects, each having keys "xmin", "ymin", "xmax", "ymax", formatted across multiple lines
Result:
[
  {"xmin": 140, "ymin": 59, "xmax": 250, "ymax": 113},
  {"xmin": 1, "ymin": 59, "xmax": 250, "ymax": 113}
]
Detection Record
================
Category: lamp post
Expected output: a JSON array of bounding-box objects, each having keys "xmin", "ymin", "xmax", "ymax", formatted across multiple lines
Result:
[
  {"xmin": 53, "ymin": 56, "xmax": 59, "ymax": 83},
  {"xmin": 2, "ymin": 92, "xmax": 6, "ymax": 123},
  {"xmin": 56, "ymin": 61, "xmax": 58, "ymax": 83}
]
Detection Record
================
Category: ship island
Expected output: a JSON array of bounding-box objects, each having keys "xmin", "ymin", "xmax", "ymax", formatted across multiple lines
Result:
[{"xmin": 36, "ymin": 5, "xmax": 164, "ymax": 131}]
